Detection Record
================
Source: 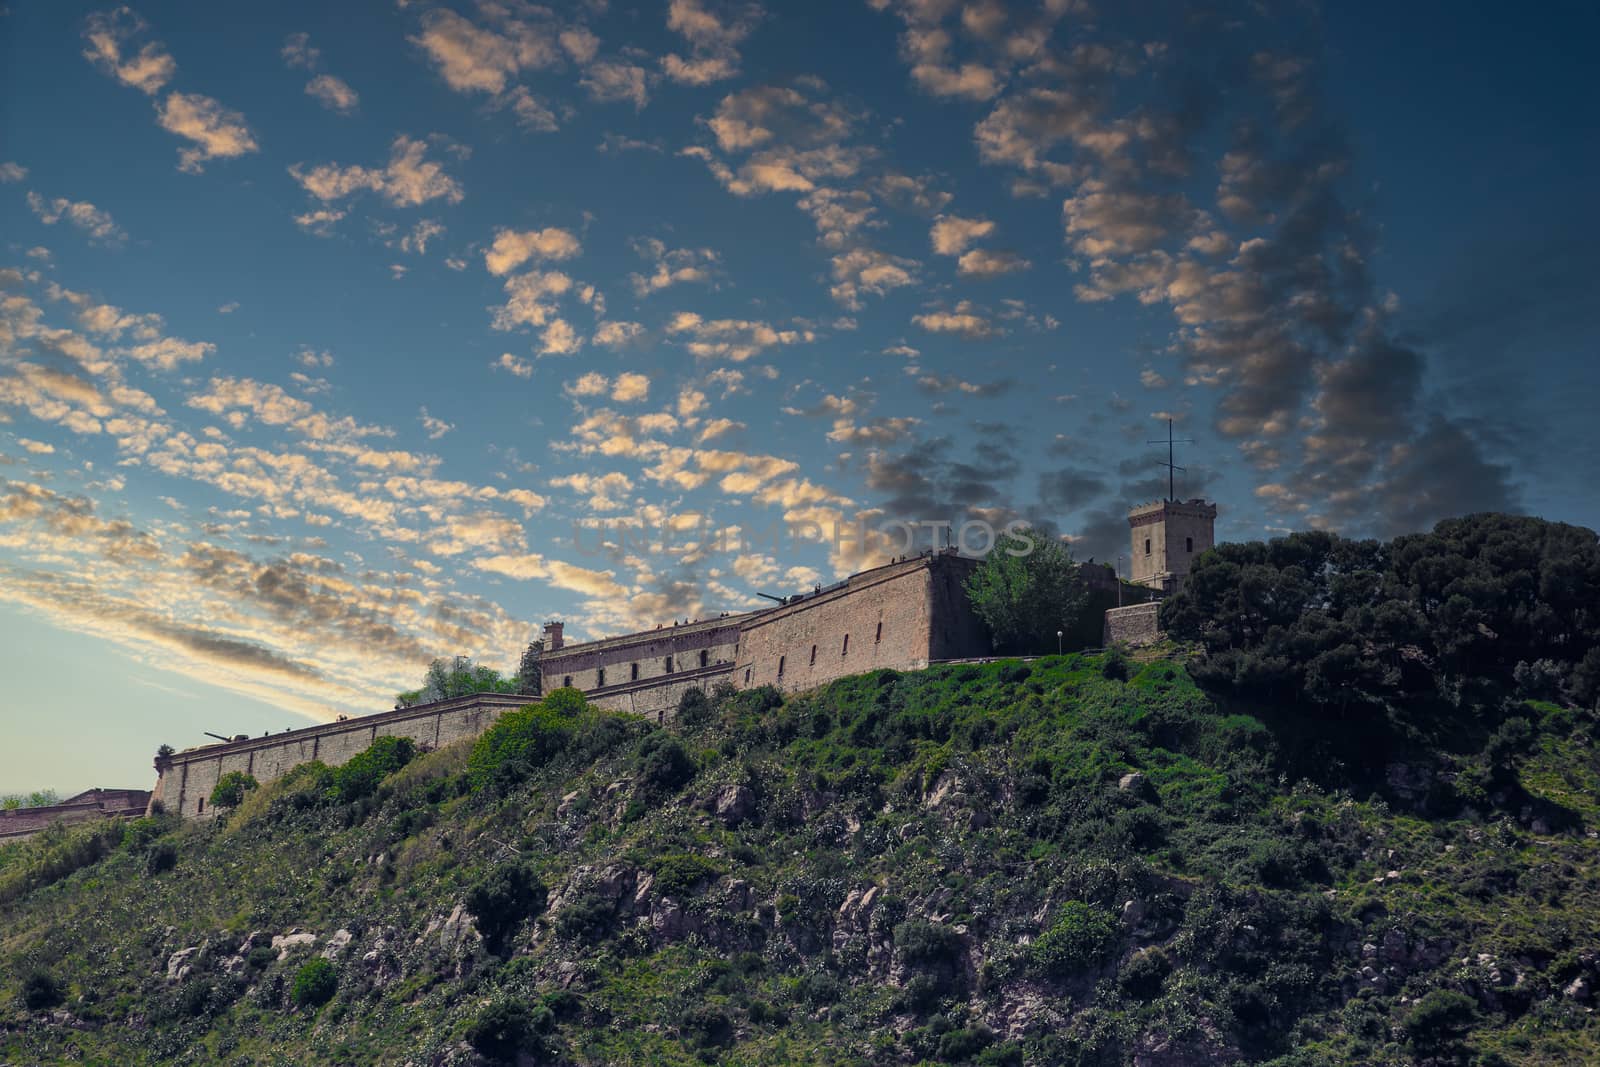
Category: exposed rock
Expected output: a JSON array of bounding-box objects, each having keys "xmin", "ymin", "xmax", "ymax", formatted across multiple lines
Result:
[
  {"xmin": 271, "ymin": 931, "xmax": 317, "ymax": 960},
  {"xmin": 1565, "ymin": 976, "xmax": 1592, "ymax": 1001},
  {"xmin": 1121, "ymin": 899, "xmax": 1147, "ymax": 927},
  {"xmin": 1133, "ymin": 1018, "xmax": 1240, "ymax": 1066},
  {"xmin": 710, "ymin": 783, "xmax": 756, "ymax": 826},
  {"xmin": 557, "ymin": 790, "xmax": 583, "ymax": 819},
  {"xmin": 439, "ymin": 904, "xmax": 479, "ymax": 952},
  {"xmin": 1118, "ymin": 772, "xmax": 1147, "ymax": 792},
  {"xmin": 321, "ymin": 928, "xmax": 354, "ymax": 959},
  {"xmin": 166, "ymin": 945, "xmax": 202, "ymax": 982}
]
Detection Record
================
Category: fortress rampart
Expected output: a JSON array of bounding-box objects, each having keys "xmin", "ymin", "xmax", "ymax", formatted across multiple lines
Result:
[
  {"xmin": 151, "ymin": 692, "xmax": 530, "ymax": 819},
  {"xmin": 149, "ymin": 543, "xmax": 1189, "ymax": 819}
]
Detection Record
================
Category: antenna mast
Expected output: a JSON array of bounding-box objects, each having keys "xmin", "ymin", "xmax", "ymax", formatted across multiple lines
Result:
[{"xmin": 1147, "ymin": 418, "xmax": 1195, "ymax": 502}]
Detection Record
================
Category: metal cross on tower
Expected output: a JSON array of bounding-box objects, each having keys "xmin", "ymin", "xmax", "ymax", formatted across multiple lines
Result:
[{"xmin": 1147, "ymin": 418, "xmax": 1194, "ymax": 502}]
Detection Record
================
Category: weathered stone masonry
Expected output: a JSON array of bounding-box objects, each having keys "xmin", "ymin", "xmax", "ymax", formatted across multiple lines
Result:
[
  {"xmin": 151, "ymin": 693, "xmax": 530, "ymax": 819},
  {"xmin": 151, "ymin": 551, "xmax": 993, "ymax": 818}
]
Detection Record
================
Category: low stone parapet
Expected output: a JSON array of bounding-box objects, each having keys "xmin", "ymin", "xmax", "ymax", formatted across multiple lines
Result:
[{"xmin": 1103, "ymin": 602, "xmax": 1164, "ymax": 647}]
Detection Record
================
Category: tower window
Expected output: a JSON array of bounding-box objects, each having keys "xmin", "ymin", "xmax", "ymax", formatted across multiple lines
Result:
[
  {"xmin": 875, "ymin": 621, "xmax": 882, "ymax": 643},
  {"xmin": 810, "ymin": 644, "xmax": 817, "ymax": 665},
  {"xmin": 563, "ymin": 675, "xmax": 572, "ymax": 688},
  {"xmin": 197, "ymin": 797, "xmax": 204, "ymax": 814},
  {"xmin": 1144, "ymin": 538, "xmax": 1151, "ymax": 555},
  {"xmin": 597, "ymin": 668, "xmax": 605, "ymax": 687},
  {"xmin": 665, "ymin": 655, "xmax": 674, "ymax": 674},
  {"xmin": 699, "ymin": 650, "xmax": 708, "ymax": 668},
  {"xmin": 1186, "ymin": 536, "xmax": 1193, "ymax": 553},
  {"xmin": 744, "ymin": 668, "xmax": 751, "ymax": 684},
  {"xmin": 778, "ymin": 655, "xmax": 785, "ymax": 677},
  {"xmin": 842, "ymin": 634, "xmax": 850, "ymax": 655},
  {"xmin": 631, "ymin": 663, "xmax": 639, "ymax": 681}
]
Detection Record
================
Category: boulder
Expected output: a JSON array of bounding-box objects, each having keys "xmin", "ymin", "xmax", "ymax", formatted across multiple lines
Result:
[
  {"xmin": 711, "ymin": 783, "xmax": 756, "ymax": 826},
  {"xmin": 271, "ymin": 931, "xmax": 317, "ymax": 961},
  {"xmin": 1118, "ymin": 772, "xmax": 1147, "ymax": 793},
  {"xmin": 166, "ymin": 945, "xmax": 202, "ymax": 982}
]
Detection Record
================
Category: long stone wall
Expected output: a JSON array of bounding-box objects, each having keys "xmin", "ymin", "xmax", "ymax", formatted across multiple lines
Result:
[
  {"xmin": 151, "ymin": 693, "xmax": 531, "ymax": 819},
  {"xmin": 737, "ymin": 552, "xmax": 987, "ymax": 693}
]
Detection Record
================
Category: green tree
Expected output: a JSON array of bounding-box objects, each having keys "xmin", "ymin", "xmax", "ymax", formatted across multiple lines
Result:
[
  {"xmin": 330, "ymin": 736, "xmax": 417, "ymax": 803},
  {"xmin": 396, "ymin": 654, "xmax": 519, "ymax": 707},
  {"xmin": 466, "ymin": 861, "xmax": 548, "ymax": 954},
  {"xmin": 291, "ymin": 958, "xmax": 337, "ymax": 1009},
  {"xmin": 209, "ymin": 771, "xmax": 258, "ymax": 811},
  {"xmin": 517, "ymin": 641, "xmax": 543, "ymax": 696},
  {"xmin": 1404, "ymin": 989, "xmax": 1478, "ymax": 1058},
  {"xmin": 964, "ymin": 527, "xmax": 1089, "ymax": 654}
]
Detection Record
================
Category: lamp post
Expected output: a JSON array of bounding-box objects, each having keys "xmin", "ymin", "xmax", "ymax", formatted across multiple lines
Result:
[{"xmin": 1056, "ymin": 630, "xmax": 1063, "ymax": 656}]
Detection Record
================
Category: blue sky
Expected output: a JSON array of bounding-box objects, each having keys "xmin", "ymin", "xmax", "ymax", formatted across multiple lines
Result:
[{"xmin": 1, "ymin": 0, "xmax": 1595, "ymax": 793}]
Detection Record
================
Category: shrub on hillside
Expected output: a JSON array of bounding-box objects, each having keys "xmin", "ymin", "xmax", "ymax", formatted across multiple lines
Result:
[
  {"xmin": 466, "ymin": 861, "xmax": 548, "ymax": 954},
  {"xmin": 894, "ymin": 920, "xmax": 964, "ymax": 969},
  {"xmin": 1404, "ymin": 989, "xmax": 1478, "ymax": 1057},
  {"xmin": 468, "ymin": 689, "xmax": 589, "ymax": 788},
  {"xmin": 1030, "ymin": 902, "xmax": 1118, "ymax": 979},
  {"xmin": 554, "ymin": 888, "xmax": 617, "ymax": 944},
  {"xmin": 291, "ymin": 958, "xmax": 337, "ymax": 1009},
  {"xmin": 635, "ymin": 732, "xmax": 696, "ymax": 794},
  {"xmin": 19, "ymin": 969, "xmax": 63, "ymax": 1011},
  {"xmin": 209, "ymin": 771, "xmax": 258, "ymax": 810},
  {"xmin": 676, "ymin": 686, "xmax": 713, "ymax": 728},
  {"xmin": 466, "ymin": 998, "xmax": 551, "ymax": 1062},
  {"xmin": 647, "ymin": 852, "xmax": 723, "ymax": 897},
  {"xmin": 330, "ymin": 736, "xmax": 417, "ymax": 803}
]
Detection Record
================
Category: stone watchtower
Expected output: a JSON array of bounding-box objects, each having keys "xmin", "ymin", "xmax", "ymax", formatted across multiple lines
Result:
[{"xmin": 1127, "ymin": 498, "xmax": 1217, "ymax": 593}]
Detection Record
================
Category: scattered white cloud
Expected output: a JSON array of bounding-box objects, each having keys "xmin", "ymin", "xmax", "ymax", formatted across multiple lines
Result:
[
  {"xmin": 493, "ymin": 352, "xmax": 533, "ymax": 378},
  {"xmin": 158, "ymin": 92, "xmax": 260, "ymax": 174},
  {"xmin": 419, "ymin": 407, "xmax": 454, "ymax": 439},
  {"xmin": 485, "ymin": 227, "xmax": 581, "ymax": 275},
  {"xmin": 26, "ymin": 193, "xmax": 126, "ymax": 245},
  {"xmin": 306, "ymin": 74, "xmax": 360, "ymax": 114},
  {"xmin": 291, "ymin": 135, "xmax": 464, "ymax": 208}
]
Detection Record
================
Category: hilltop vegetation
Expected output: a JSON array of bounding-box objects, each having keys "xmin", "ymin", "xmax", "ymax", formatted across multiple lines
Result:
[{"xmin": 3, "ymin": 639, "xmax": 1599, "ymax": 1064}]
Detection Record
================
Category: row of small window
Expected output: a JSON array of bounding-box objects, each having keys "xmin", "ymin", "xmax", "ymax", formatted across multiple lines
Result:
[
  {"xmin": 563, "ymin": 650, "xmax": 712, "ymax": 690},
  {"xmin": 1144, "ymin": 536, "xmax": 1196, "ymax": 554},
  {"xmin": 767, "ymin": 622, "xmax": 883, "ymax": 680}
]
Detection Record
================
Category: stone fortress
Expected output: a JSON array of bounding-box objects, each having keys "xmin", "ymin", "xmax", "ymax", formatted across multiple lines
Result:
[{"xmin": 144, "ymin": 497, "xmax": 1217, "ymax": 822}]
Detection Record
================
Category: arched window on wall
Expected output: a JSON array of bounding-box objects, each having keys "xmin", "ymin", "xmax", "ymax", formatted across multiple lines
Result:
[
  {"xmin": 810, "ymin": 644, "xmax": 817, "ymax": 665},
  {"xmin": 778, "ymin": 655, "xmax": 786, "ymax": 677},
  {"xmin": 842, "ymin": 634, "xmax": 850, "ymax": 655},
  {"xmin": 699, "ymin": 650, "xmax": 708, "ymax": 668},
  {"xmin": 597, "ymin": 668, "xmax": 605, "ymax": 687},
  {"xmin": 1186, "ymin": 536, "xmax": 1194, "ymax": 553},
  {"xmin": 631, "ymin": 663, "xmax": 639, "ymax": 681}
]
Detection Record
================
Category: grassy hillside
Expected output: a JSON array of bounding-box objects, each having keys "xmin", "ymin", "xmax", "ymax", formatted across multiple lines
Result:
[{"xmin": 3, "ymin": 652, "xmax": 1599, "ymax": 1065}]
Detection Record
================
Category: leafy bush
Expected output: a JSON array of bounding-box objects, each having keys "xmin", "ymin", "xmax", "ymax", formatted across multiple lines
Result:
[
  {"xmin": 145, "ymin": 841, "xmax": 178, "ymax": 875},
  {"xmin": 554, "ymin": 888, "xmax": 617, "ymax": 943},
  {"xmin": 290, "ymin": 958, "xmax": 337, "ymax": 1009},
  {"xmin": 465, "ymin": 861, "xmax": 548, "ymax": 954},
  {"xmin": 635, "ymin": 732, "xmax": 696, "ymax": 794},
  {"xmin": 1030, "ymin": 902, "xmax": 1117, "ymax": 979},
  {"xmin": 647, "ymin": 852, "xmax": 723, "ymax": 897},
  {"xmin": 1404, "ymin": 989, "xmax": 1478, "ymax": 1056},
  {"xmin": 894, "ymin": 920, "xmax": 964, "ymax": 969},
  {"xmin": 19, "ymin": 969, "xmax": 63, "ymax": 1011},
  {"xmin": 676, "ymin": 686, "xmax": 713, "ymax": 728},
  {"xmin": 209, "ymin": 771, "xmax": 258, "ymax": 810},
  {"xmin": 466, "ymin": 998, "xmax": 547, "ymax": 1062},
  {"xmin": 1101, "ymin": 645, "xmax": 1131, "ymax": 681},
  {"xmin": 468, "ymin": 690, "xmax": 589, "ymax": 787},
  {"xmin": 330, "ymin": 736, "xmax": 417, "ymax": 803}
]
